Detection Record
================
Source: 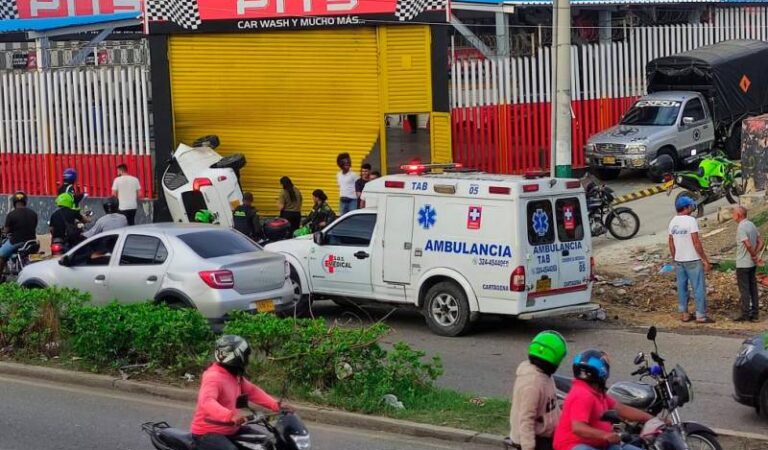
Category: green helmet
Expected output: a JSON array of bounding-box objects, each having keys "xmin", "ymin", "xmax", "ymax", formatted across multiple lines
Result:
[
  {"xmin": 55, "ymin": 192, "xmax": 76, "ymax": 209},
  {"xmin": 528, "ymin": 331, "xmax": 568, "ymax": 367},
  {"xmin": 194, "ymin": 209, "xmax": 214, "ymax": 224}
]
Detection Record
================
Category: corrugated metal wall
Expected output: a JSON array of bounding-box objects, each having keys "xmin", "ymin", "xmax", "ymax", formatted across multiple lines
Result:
[
  {"xmin": 378, "ymin": 26, "xmax": 432, "ymax": 113},
  {"xmin": 169, "ymin": 29, "xmax": 380, "ymax": 216},
  {"xmin": 431, "ymin": 112, "xmax": 452, "ymax": 163}
]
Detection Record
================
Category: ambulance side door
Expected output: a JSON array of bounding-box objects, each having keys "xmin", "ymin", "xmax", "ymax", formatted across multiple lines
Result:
[
  {"xmin": 553, "ymin": 196, "xmax": 590, "ymax": 289},
  {"xmin": 525, "ymin": 199, "xmax": 560, "ymax": 292}
]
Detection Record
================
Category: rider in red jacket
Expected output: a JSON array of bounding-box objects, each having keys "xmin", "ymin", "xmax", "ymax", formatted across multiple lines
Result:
[{"xmin": 190, "ymin": 335, "xmax": 282, "ymax": 450}]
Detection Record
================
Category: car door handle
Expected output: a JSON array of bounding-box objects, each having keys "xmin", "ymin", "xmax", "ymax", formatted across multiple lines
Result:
[
  {"xmin": 94, "ymin": 274, "xmax": 106, "ymax": 284},
  {"xmin": 147, "ymin": 275, "xmax": 158, "ymax": 283},
  {"xmin": 354, "ymin": 251, "xmax": 370, "ymax": 260}
]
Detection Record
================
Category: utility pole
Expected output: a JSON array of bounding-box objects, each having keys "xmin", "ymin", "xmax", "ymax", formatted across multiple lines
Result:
[{"xmin": 551, "ymin": 0, "xmax": 572, "ymax": 178}]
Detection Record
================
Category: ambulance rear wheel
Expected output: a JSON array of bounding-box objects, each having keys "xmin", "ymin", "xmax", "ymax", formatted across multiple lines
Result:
[{"xmin": 423, "ymin": 282, "xmax": 473, "ymax": 337}]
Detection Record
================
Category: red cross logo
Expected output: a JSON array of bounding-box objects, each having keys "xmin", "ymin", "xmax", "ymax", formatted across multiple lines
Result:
[
  {"xmin": 323, "ymin": 254, "xmax": 335, "ymax": 273},
  {"xmin": 467, "ymin": 206, "xmax": 482, "ymax": 230}
]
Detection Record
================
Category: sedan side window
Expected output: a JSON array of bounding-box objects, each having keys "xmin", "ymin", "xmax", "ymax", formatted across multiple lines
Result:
[
  {"xmin": 325, "ymin": 214, "xmax": 377, "ymax": 247},
  {"xmin": 70, "ymin": 235, "xmax": 119, "ymax": 267},
  {"xmin": 120, "ymin": 235, "xmax": 169, "ymax": 266}
]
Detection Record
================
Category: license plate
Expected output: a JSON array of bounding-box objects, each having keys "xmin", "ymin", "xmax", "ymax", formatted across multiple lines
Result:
[
  {"xmin": 28, "ymin": 254, "xmax": 43, "ymax": 262},
  {"xmin": 602, "ymin": 156, "xmax": 617, "ymax": 165},
  {"xmin": 535, "ymin": 277, "xmax": 552, "ymax": 292},
  {"xmin": 252, "ymin": 299, "xmax": 275, "ymax": 313}
]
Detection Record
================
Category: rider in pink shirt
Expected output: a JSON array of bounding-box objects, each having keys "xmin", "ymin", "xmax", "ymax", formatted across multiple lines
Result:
[{"xmin": 190, "ymin": 335, "xmax": 282, "ymax": 450}]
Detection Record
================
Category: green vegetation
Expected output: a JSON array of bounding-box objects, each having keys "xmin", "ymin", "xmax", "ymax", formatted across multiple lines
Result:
[
  {"xmin": 0, "ymin": 284, "xmax": 509, "ymax": 434},
  {"xmin": 714, "ymin": 260, "xmax": 768, "ymax": 275}
]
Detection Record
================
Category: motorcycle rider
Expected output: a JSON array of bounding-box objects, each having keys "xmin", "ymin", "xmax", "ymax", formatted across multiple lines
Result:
[
  {"xmin": 83, "ymin": 197, "xmax": 127, "ymax": 239},
  {"xmin": 232, "ymin": 192, "xmax": 261, "ymax": 240},
  {"xmin": 0, "ymin": 192, "xmax": 38, "ymax": 277},
  {"xmin": 509, "ymin": 331, "xmax": 568, "ymax": 450},
  {"xmin": 49, "ymin": 192, "xmax": 88, "ymax": 250},
  {"xmin": 553, "ymin": 350, "xmax": 653, "ymax": 450},
  {"xmin": 190, "ymin": 335, "xmax": 286, "ymax": 450},
  {"xmin": 58, "ymin": 168, "xmax": 85, "ymax": 208},
  {"xmin": 301, "ymin": 189, "xmax": 336, "ymax": 233}
]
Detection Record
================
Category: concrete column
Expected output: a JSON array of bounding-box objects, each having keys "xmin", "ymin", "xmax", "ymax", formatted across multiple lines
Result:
[
  {"xmin": 553, "ymin": 0, "xmax": 572, "ymax": 177},
  {"xmin": 495, "ymin": 12, "xmax": 510, "ymax": 58},
  {"xmin": 599, "ymin": 10, "xmax": 612, "ymax": 45}
]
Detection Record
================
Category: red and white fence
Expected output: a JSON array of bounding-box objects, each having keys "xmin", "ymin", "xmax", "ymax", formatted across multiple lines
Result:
[
  {"xmin": 0, "ymin": 65, "xmax": 153, "ymax": 198},
  {"xmin": 451, "ymin": 6, "xmax": 768, "ymax": 174}
]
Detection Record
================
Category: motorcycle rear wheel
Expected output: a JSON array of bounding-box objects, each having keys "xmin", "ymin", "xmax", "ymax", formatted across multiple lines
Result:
[
  {"xmin": 686, "ymin": 431, "xmax": 723, "ymax": 450},
  {"xmin": 606, "ymin": 209, "xmax": 640, "ymax": 240},
  {"xmin": 676, "ymin": 191, "xmax": 705, "ymax": 218}
]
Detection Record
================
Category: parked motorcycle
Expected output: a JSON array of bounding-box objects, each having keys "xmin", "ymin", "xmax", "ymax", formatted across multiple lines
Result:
[
  {"xmin": 554, "ymin": 326, "xmax": 722, "ymax": 450},
  {"xmin": 653, "ymin": 151, "xmax": 744, "ymax": 218},
  {"xmin": 142, "ymin": 403, "xmax": 311, "ymax": 450},
  {"xmin": 584, "ymin": 179, "xmax": 640, "ymax": 240},
  {"xmin": 0, "ymin": 234, "xmax": 41, "ymax": 283}
]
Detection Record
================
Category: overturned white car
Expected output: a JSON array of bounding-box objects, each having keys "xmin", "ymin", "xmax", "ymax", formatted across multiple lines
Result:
[{"xmin": 162, "ymin": 136, "xmax": 246, "ymax": 228}]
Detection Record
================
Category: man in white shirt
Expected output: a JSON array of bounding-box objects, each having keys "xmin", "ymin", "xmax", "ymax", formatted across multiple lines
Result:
[
  {"xmin": 112, "ymin": 164, "xmax": 141, "ymax": 226},
  {"xmin": 668, "ymin": 196, "xmax": 714, "ymax": 324},
  {"xmin": 336, "ymin": 153, "xmax": 359, "ymax": 215}
]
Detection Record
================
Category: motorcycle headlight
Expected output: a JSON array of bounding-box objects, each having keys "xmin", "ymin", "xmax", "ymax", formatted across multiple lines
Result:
[
  {"xmin": 625, "ymin": 144, "xmax": 647, "ymax": 154},
  {"xmin": 291, "ymin": 434, "xmax": 311, "ymax": 449}
]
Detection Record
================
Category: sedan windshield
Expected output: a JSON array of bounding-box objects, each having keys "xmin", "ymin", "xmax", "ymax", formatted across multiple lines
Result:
[
  {"xmin": 620, "ymin": 100, "xmax": 681, "ymax": 126},
  {"xmin": 178, "ymin": 230, "xmax": 260, "ymax": 259}
]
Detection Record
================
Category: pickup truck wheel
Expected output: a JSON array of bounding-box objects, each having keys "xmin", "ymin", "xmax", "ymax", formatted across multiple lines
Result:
[
  {"xmin": 592, "ymin": 168, "xmax": 621, "ymax": 181},
  {"xmin": 725, "ymin": 126, "xmax": 742, "ymax": 160},
  {"xmin": 423, "ymin": 282, "xmax": 473, "ymax": 337}
]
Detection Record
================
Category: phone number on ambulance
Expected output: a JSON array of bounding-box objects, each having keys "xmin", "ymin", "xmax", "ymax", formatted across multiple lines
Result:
[{"xmin": 476, "ymin": 258, "xmax": 510, "ymax": 267}]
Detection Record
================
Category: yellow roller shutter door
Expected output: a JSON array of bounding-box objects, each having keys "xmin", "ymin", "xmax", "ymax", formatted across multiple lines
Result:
[{"xmin": 169, "ymin": 30, "xmax": 380, "ymax": 215}]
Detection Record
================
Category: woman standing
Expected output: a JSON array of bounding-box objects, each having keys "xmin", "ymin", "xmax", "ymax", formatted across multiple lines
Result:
[{"xmin": 277, "ymin": 176, "xmax": 302, "ymax": 232}]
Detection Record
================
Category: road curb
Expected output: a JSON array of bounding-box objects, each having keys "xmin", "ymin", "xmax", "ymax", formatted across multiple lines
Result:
[
  {"xmin": 1, "ymin": 361, "xmax": 766, "ymax": 447},
  {"xmin": 0, "ymin": 361, "xmax": 501, "ymax": 445}
]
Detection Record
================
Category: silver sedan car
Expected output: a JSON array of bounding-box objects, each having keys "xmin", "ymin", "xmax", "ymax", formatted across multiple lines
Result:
[{"xmin": 18, "ymin": 223, "xmax": 295, "ymax": 322}]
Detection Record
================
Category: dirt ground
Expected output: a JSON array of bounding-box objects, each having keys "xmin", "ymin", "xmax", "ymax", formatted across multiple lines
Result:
[{"xmin": 593, "ymin": 205, "xmax": 768, "ymax": 333}]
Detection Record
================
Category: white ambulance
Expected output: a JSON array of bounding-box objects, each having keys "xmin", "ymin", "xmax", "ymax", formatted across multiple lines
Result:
[{"xmin": 265, "ymin": 164, "xmax": 598, "ymax": 336}]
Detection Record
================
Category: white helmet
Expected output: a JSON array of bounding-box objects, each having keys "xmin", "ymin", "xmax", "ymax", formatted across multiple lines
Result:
[{"xmin": 214, "ymin": 335, "xmax": 251, "ymax": 373}]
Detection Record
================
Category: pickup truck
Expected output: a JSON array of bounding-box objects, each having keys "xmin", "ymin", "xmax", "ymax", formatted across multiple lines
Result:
[{"xmin": 586, "ymin": 39, "xmax": 768, "ymax": 180}]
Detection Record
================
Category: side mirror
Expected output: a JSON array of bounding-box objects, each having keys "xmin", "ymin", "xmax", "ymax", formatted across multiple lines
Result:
[
  {"xmin": 682, "ymin": 116, "xmax": 695, "ymax": 126},
  {"xmin": 633, "ymin": 352, "xmax": 645, "ymax": 365},
  {"xmin": 58, "ymin": 255, "xmax": 70, "ymax": 267},
  {"xmin": 647, "ymin": 326, "xmax": 657, "ymax": 341},
  {"xmin": 600, "ymin": 410, "xmax": 622, "ymax": 424},
  {"xmin": 313, "ymin": 231, "xmax": 325, "ymax": 246}
]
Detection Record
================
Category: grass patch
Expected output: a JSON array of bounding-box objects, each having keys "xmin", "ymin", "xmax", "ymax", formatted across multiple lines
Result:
[
  {"xmin": 752, "ymin": 210, "xmax": 768, "ymax": 227},
  {"xmin": 714, "ymin": 260, "xmax": 768, "ymax": 274}
]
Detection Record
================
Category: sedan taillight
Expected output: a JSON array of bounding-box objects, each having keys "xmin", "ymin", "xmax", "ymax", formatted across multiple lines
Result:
[{"xmin": 199, "ymin": 270, "xmax": 235, "ymax": 289}]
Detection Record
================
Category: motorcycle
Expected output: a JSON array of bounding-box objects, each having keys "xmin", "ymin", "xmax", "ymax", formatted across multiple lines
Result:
[
  {"xmin": 554, "ymin": 326, "xmax": 722, "ymax": 450},
  {"xmin": 0, "ymin": 234, "xmax": 41, "ymax": 283},
  {"xmin": 142, "ymin": 400, "xmax": 311, "ymax": 450},
  {"xmin": 654, "ymin": 151, "xmax": 744, "ymax": 218},
  {"xmin": 584, "ymin": 179, "xmax": 641, "ymax": 240}
]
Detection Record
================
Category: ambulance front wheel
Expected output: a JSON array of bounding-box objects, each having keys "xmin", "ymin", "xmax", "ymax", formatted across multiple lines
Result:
[{"xmin": 423, "ymin": 281, "xmax": 474, "ymax": 337}]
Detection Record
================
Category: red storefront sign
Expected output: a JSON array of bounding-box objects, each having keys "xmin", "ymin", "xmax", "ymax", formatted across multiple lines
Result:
[{"xmin": 16, "ymin": 0, "xmax": 141, "ymax": 19}]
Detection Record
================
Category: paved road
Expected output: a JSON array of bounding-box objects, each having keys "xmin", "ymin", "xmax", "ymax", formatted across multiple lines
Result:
[
  {"xmin": 310, "ymin": 302, "xmax": 766, "ymax": 435},
  {"xmin": 0, "ymin": 375, "xmax": 498, "ymax": 450}
]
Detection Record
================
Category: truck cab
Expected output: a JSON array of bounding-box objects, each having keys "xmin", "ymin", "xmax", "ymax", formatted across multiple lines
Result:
[
  {"xmin": 585, "ymin": 91, "xmax": 715, "ymax": 180},
  {"xmin": 265, "ymin": 165, "xmax": 598, "ymax": 336}
]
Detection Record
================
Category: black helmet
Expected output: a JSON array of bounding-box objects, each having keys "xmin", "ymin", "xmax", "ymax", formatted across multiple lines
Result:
[
  {"xmin": 103, "ymin": 196, "xmax": 119, "ymax": 214},
  {"xmin": 214, "ymin": 335, "xmax": 251, "ymax": 374},
  {"xmin": 572, "ymin": 349, "xmax": 611, "ymax": 386},
  {"xmin": 12, "ymin": 191, "xmax": 27, "ymax": 206}
]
